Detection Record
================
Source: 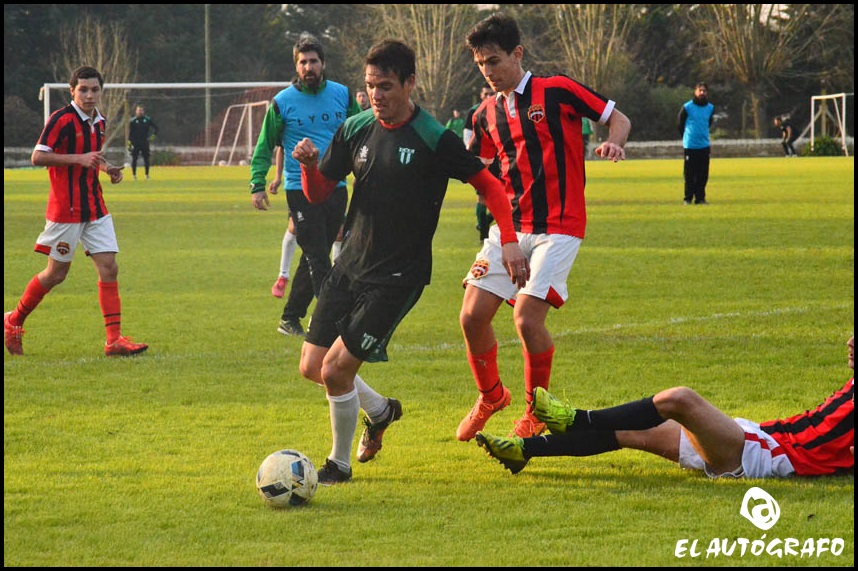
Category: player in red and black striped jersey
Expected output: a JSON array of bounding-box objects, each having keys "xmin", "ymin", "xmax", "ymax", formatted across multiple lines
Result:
[
  {"xmin": 477, "ymin": 335, "xmax": 854, "ymax": 479},
  {"xmin": 3, "ymin": 66, "xmax": 148, "ymax": 358},
  {"xmin": 456, "ymin": 13, "xmax": 632, "ymax": 442}
]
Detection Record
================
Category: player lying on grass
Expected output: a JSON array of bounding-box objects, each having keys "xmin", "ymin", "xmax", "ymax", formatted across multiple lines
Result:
[{"xmin": 477, "ymin": 334, "xmax": 854, "ymax": 478}]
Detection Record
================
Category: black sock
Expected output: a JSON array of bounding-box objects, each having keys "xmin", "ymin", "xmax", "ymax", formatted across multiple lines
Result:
[
  {"xmin": 522, "ymin": 430, "xmax": 620, "ymax": 458},
  {"xmin": 571, "ymin": 396, "xmax": 665, "ymax": 431}
]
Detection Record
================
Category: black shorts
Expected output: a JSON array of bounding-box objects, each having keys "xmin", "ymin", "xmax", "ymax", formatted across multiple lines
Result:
[{"xmin": 305, "ymin": 269, "xmax": 424, "ymax": 363}]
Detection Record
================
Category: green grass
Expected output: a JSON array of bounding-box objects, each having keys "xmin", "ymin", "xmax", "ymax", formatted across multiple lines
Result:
[{"xmin": 4, "ymin": 157, "xmax": 854, "ymax": 566}]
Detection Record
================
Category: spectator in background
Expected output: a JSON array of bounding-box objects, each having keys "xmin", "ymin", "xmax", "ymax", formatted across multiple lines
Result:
[
  {"xmin": 774, "ymin": 115, "xmax": 799, "ymax": 157},
  {"xmin": 355, "ymin": 90, "xmax": 371, "ymax": 111},
  {"xmin": 446, "ymin": 108, "xmax": 465, "ymax": 139},
  {"xmin": 677, "ymin": 82, "xmax": 714, "ymax": 205},
  {"xmin": 128, "ymin": 104, "xmax": 158, "ymax": 181},
  {"xmin": 581, "ymin": 116, "xmax": 593, "ymax": 157}
]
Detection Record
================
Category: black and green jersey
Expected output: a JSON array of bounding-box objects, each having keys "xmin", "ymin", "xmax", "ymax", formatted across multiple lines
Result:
[{"xmin": 320, "ymin": 105, "xmax": 484, "ymax": 286}]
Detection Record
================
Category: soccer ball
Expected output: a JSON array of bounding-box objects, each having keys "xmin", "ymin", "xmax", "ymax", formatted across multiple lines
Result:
[{"xmin": 256, "ymin": 449, "xmax": 318, "ymax": 508}]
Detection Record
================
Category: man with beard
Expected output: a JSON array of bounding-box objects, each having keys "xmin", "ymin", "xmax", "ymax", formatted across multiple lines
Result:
[
  {"xmin": 677, "ymin": 82, "xmax": 714, "ymax": 205},
  {"xmin": 249, "ymin": 35, "xmax": 359, "ymax": 337}
]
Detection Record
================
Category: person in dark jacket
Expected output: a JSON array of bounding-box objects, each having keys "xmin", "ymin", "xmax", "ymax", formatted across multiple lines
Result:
[{"xmin": 128, "ymin": 105, "xmax": 158, "ymax": 180}]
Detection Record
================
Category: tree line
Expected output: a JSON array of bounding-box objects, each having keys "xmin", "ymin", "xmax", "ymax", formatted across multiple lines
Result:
[{"xmin": 4, "ymin": 4, "xmax": 853, "ymax": 148}]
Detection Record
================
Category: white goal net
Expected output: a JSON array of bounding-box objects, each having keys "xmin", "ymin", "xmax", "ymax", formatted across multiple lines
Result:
[
  {"xmin": 37, "ymin": 81, "xmax": 290, "ymax": 166},
  {"xmin": 809, "ymin": 92, "xmax": 852, "ymax": 156}
]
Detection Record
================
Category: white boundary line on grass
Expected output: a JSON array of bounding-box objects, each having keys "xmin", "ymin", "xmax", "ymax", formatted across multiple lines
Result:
[
  {"xmin": 392, "ymin": 303, "xmax": 853, "ymax": 354},
  {"xmin": 7, "ymin": 303, "xmax": 850, "ymax": 367}
]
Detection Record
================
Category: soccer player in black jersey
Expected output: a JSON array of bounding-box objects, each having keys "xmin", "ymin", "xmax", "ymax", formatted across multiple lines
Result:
[
  {"xmin": 291, "ymin": 39, "xmax": 528, "ymax": 485},
  {"xmin": 477, "ymin": 334, "xmax": 854, "ymax": 479}
]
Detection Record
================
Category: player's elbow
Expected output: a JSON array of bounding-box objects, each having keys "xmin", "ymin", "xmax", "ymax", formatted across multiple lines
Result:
[{"xmin": 31, "ymin": 150, "xmax": 48, "ymax": 167}]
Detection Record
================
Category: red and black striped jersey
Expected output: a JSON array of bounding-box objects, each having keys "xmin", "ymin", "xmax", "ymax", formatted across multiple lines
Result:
[
  {"xmin": 760, "ymin": 378, "xmax": 854, "ymax": 476},
  {"xmin": 35, "ymin": 103, "xmax": 109, "ymax": 223},
  {"xmin": 469, "ymin": 73, "xmax": 613, "ymax": 237}
]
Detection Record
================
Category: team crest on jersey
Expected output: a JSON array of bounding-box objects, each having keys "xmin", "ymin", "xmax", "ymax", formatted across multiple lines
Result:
[
  {"xmin": 358, "ymin": 145, "xmax": 369, "ymax": 163},
  {"xmin": 469, "ymin": 259, "xmax": 490, "ymax": 279},
  {"xmin": 360, "ymin": 333, "xmax": 378, "ymax": 351},
  {"xmin": 527, "ymin": 104, "xmax": 545, "ymax": 123},
  {"xmin": 56, "ymin": 242, "xmax": 71, "ymax": 256},
  {"xmin": 398, "ymin": 147, "xmax": 415, "ymax": 165}
]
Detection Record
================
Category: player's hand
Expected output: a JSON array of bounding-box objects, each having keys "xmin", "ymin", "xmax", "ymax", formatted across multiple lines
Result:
[
  {"xmin": 267, "ymin": 179, "xmax": 282, "ymax": 195},
  {"xmin": 292, "ymin": 138, "xmax": 320, "ymax": 167},
  {"xmin": 501, "ymin": 242, "xmax": 530, "ymax": 288},
  {"xmin": 252, "ymin": 191, "xmax": 270, "ymax": 211},
  {"xmin": 594, "ymin": 142, "xmax": 626, "ymax": 163},
  {"xmin": 106, "ymin": 164, "xmax": 124, "ymax": 184},
  {"xmin": 81, "ymin": 151, "xmax": 105, "ymax": 170}
]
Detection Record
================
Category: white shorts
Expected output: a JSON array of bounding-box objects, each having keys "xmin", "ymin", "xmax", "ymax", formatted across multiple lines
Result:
[
  {"xmin": 462, "ymin": 225, "xmax": 582, "ymax": 308},
  {"xmin": 35, "ymin": 215, "xmax": 119, "ymax": 263},
  {"xmin": 678, "ymin": 418, "xmax": 795, "ymax": 479}
]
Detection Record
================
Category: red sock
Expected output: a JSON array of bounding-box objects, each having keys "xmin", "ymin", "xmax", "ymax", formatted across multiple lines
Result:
[
  {"xmin": 11, "ymin": 275, "xmax": 51, "ymax": 326},
  {"xmin": 98, "ymin": 281, "xmax": 122, "ymax": 344},
  {"xmin": 467, "ymin": 344, "xmax": 505, "ymax": 403},
  {"xmin": 523, "ymin": 345, "xmax": 554, "ymax": 414}
]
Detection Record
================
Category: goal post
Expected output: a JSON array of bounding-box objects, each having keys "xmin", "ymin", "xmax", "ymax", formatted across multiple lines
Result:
[
  {"xmin": 809, "ymin": 92, "xmax": 852, "ymax": 156},
  {"xmin": 211, "ymin": 100, "xmax": 271, "ymax": 166}
]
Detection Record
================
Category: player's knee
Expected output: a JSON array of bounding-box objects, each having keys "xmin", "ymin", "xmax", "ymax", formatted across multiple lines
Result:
[
  {"xmin": 298, "ymin": 357, "xmax": 320, "ymax": 383},
  {"xmin": 459, "ymin": 304, "xmax": 485, "ymax": 335},
  {"xmin": 654, "ymin": 386, "xmax": 700, "ymax": 418}
]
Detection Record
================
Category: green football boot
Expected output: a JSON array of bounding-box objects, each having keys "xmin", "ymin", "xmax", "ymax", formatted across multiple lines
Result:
[
  {"xmin": 475, "ymin": 432, "xmax": 529, "ymax": 475},
  {"xmin": 532, "ymin": 386, "xmax": 576, "ymax": 433}
]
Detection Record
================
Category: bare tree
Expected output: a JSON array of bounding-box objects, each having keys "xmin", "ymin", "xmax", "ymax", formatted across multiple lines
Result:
[
  {"xmin": 548, "ymin": 4, "xmax": 636, "ymax": 92},
  {"xmin": 692, "ymin": 4, "xmax": 845, "ymax": 138},
  {"xmin": 368, "ymin": 4, "xmax": 483, "ymax": 119},
  {"xmin": 56, "ymin": 15, "xmax": 138, "ymax": 149}
]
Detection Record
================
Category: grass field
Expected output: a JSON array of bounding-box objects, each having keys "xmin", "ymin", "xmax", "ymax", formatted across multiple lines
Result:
[{"xmin": 4, "ymin": 157, "xmax": 854, "ymax": 567}]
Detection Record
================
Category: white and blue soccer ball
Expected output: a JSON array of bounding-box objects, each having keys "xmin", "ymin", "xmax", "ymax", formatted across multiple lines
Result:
[{"xmin": 256, "ymin": 449, "xmax": 318, "ymax": 508}]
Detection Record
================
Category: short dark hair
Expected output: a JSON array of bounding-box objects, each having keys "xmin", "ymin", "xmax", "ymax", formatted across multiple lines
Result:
[
  {"xmin": 365, "ymin": 39, "xmax": 415, "ymax": 84},
  {"xmin": 695, "ymin": 82, "xmax": 708, "ymax": 89},
  {"xmin": 293, "ymin": 35, "xmax": 325, "ymax": 64},
  {"xmin": 70, "ymin": 66, "xmax": 103, "ymax": 89},
  {"xmin": 465, "ymin": 12, "xmax": 521, "ymax": 54}
]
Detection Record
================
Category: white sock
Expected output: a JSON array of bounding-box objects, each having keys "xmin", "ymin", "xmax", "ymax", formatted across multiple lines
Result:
[
  {"xmin": 327, "ymin": 388, "xmax": 359, "ymax": 470},
  {"xmin": 354, "ymin": 374, "xmax": 388, "ymax": 422},
  {"xmin": 331, "ymin": 240, "xmax": 343, "ymax": 261},
  {"xmin": 280, "ymin": 229, "xmax": 297, "ymax": 278}
]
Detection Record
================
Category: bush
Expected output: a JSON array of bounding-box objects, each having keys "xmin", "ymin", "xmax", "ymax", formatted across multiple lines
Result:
[
  {"xmin": 801, "ymin": 136, "xmax": 843, "ymax": 156},
  {"xmin": 152, "ymin": 149, "xmax": 181, "ymax": 166},
  {"xmin": 4, "ymin": 96, "xmax": 45, "ymax": 147}
]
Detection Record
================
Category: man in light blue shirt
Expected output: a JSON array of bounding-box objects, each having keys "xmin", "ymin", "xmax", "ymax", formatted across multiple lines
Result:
[
  {"xmin": 249, "ymin": 36, "xmax": 360, "ymax": 336},
  {"xmin": 677, "ymin": 82, "xmax": 714, "ymax": 205}
]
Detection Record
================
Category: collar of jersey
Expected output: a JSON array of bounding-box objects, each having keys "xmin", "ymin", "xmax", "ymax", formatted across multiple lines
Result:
[{"xmin": 70, "ymin": 100, "xmax": 105, "ymax": 124}]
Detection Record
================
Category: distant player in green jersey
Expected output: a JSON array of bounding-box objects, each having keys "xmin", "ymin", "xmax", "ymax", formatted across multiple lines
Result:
[{"xmin": 291, "ymin": 39, "xmax": 528, "ymax": 485}]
